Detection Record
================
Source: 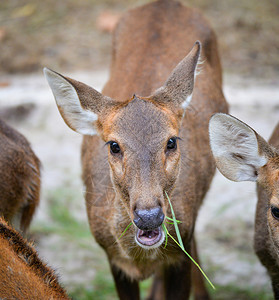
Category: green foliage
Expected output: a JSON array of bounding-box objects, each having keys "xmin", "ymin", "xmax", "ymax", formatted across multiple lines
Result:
[
  {"xmin": 69, "ymin": 271, "xmax": 117, "ymax": 300},
  {"xmin": 209, "ymin": 283, "xmax": 273, "ymax": 300}
]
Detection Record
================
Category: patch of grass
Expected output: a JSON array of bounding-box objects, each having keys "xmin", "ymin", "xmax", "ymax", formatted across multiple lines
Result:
[
  {"xmin": 69, "ymin": 271, "xmax": 152, "ymax": 300},
  {"xmin": 210, "ymin": 283, "xmax": 273, "ymax": 300},
  {"xmin": 70, "ymin": 271, "xmax": 117, "ymax": 300},
  {"xmin": 32, "ymin": 187, "xmax": 92, "ymax": 248},
  {"xmin": 139, "ymin": 278, "xmax": 152, "ymax": 299}
]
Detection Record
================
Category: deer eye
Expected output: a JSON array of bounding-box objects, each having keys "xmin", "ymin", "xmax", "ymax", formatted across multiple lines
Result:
[
  {"xmin": 109, "ymin": 141, "xmax": 121, "ymax": 154},
  {"xmin": 166, "ymin": 137, "xmax": 177, "ymax": 151},
  {"xmin": 271, "ymin": 206, "xmax": 279, "ymax": 220}
]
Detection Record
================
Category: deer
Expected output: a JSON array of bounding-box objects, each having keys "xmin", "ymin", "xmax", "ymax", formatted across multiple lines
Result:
[
  {"xmin": 0, "ymin": 217, "xmax": 69, "ymax": 299},
  {"xmin": 0, "ymin": 118, "xmax": 41, "ymax": 233},
  {"xmin": 44, "ymin": 0, "xmax": 228, "ymax": 298},
  {"xmin": 209, "ymin": 113, "xmax": 279, "ymax": 299}
]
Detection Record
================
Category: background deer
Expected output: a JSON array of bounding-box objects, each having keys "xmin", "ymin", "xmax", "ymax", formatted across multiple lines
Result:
[
  {"xmin": 209, "ymin": 113, "xmax": 279, "ymax": 299},
  {"xmin": 44, "ymin": 0, "xmax": 228, "ymax": 298},
  {"xmin": 0, "ymin": 217, "xmax": 69, "ymax": 299},
  {"xmin": 0, "ymin": 118, "xmax": 41, "ymax": 233}
]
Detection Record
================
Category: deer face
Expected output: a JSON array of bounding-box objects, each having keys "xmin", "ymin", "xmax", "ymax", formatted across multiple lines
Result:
[
  {"xmin": 102, "ymin": 96, "xmax": 182, "ymax": 248},
  {"xmin": 260, "ymin": 157, "xmax": 279, "ymax": 249},
  {"xmin": 44, "ymin": 42, "xmax": 200, "ymax": 249}
]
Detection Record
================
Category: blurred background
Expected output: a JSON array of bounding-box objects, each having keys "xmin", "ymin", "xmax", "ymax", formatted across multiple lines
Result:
[
  {"xmin": 0, "ymin": 0, "xmax": 279, "ymax": 299},
  {"xmin": 1, "ymin": 0, "xmax": 279, "ymax": 78}
]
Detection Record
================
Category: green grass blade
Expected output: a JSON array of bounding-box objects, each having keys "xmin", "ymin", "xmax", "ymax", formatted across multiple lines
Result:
[
  {"xmin": 165, "ymin": 191, "xmax": 185, "ymax": 250},
  {"xmin": 165, "ymin": 191, "xmax": 215, "ymax": 290},
  {"xmin": 162, "ymin": 223, "xmax": 168, "ymax": 248},
  {"xmin": 167, "ymin": 228, "xmax": 215, "ymax": 290},
  {"xmin": 166, "ymin": 216, "xmax": 182, "ymax": 224},
  {"xmin": 118, "ymin": 222, "xmax": 133, "ymax": 240}
]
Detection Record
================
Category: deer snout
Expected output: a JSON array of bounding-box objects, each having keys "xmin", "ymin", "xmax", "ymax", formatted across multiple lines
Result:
[{"xmin": 133, "ymin": 207, "xmax": 164, "ymax": 230}]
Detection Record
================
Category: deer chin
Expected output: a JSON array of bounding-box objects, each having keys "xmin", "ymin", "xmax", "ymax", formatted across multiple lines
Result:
[{"xmin": 135, "ymin": 226, "xmax": 165, "ymax": 249}]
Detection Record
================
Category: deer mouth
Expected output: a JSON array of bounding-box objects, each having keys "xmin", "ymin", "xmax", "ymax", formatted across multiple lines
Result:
[{"xmin": 135, "ymin": 226, "xmax": 165, "ymax": 249}]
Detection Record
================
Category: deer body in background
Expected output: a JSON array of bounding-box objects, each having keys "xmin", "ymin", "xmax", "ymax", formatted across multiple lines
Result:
[
  {"xmin": 209, "ymin": 113, "xmax": 279, "ymax": 299},
  {"xmin": 45, "ymin": 0, "xmax": 228, "ymax": 298},
  {"xmin": 0, "ymin": 118, "xmax": 41, "ymax": 233},
  {"xmin": 0, "ymin": 217, "xmax": 69, "ymax": 299}
]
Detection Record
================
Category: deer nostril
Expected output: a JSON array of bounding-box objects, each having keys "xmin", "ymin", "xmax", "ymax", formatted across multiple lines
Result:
[
  {"xmin": 133, "ymin": 207, "xmax": 164, "ymax": 230},
  {"xmin": 158, "ymin": 211, "xmax": 164, "ymax": 223},
  {"xmin": 133, "ymin": 211, "xmax": 141, "ymax": 227}
]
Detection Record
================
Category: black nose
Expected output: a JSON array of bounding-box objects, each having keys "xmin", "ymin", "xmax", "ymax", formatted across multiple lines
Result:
[{"xmin": 133, "ymin": 207, "xmax": 164, "ymax": 230}]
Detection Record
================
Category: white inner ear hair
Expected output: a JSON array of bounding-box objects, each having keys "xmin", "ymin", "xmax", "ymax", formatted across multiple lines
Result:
[
  {"xmin": 181, "ymin": 93, "xmax": 193, "ymax": 110},
  {"xmin": 213, "ymin": 120, "xmax": 268, "ymax": 169},
  {"xmin": 45, "ymin": 69, "xmax": 97, "ymax": 135},
  {"xmin": 181, "ymin": 56, "xmax": 204, "ymax": 112}
]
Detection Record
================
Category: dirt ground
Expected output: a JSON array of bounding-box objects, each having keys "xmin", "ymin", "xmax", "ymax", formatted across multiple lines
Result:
[
  {"xmin": 0, "ymin": 0, "xmax": 279, "ymax": 299},
  {"xmin": 0, "ymin": 0, "xmax": 279, "ymax": 78},
  {"xmin": 0, "ymin": 70, "xmax": 279, "ymax": 299}
]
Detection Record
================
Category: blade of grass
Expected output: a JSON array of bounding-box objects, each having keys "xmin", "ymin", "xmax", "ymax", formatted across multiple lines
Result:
[
  {"xmin": 165, "ymin": 191, "xmax": 184, "ymax": 249},
  {"xmin": 162, "ymin": 223, "xmax": 168, "ymax": 248},
  {"xmin": 165, "ymin": 191, "xmax": 215, "ymax": 290},
  {"xmin": 166, "ymin": 216, "xmax": 182, "ymax": 224},
  {"xmin": 118, "ymin": 222, "xmax": 133, "ymax": 240},
  {"xmin": 163, "ymin": 223, "xmax": 215, "ymax": 290}
]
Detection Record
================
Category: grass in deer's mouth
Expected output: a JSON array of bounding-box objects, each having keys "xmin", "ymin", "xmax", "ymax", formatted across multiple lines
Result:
[
  {"xmin": 118, "ymin": 222, "xmax": 133, "ymax": 240},
  {"xmin": 117, "ymin": 193, "xmax": 215, "ymax": 290},
  {"xmin": 164, "ymin": 191, "xmax": 215, "ymax": 290}
]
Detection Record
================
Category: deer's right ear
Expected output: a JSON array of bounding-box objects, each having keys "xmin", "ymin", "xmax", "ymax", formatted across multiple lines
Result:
[
  {"xmin": 209, "ymin": 113, "xmax": 268, "ymax": 182},
  {"xmin": 44, "ymin": 68, "xmax": 114, "ymax": 135}
]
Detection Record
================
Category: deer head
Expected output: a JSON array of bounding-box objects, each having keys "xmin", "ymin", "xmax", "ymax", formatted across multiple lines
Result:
[
  {"xmin": 209, "ymin": 113, "xmax": 279, "ymax": 248},
  {"xmin": 44, "ymin": 41, "xmax": 200, "ymax": 249}
]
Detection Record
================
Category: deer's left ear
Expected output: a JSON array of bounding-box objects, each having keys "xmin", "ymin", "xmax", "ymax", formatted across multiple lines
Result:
[{"xmin": 150, "ymin": 41, "xmax": 201, "ymax": 111}]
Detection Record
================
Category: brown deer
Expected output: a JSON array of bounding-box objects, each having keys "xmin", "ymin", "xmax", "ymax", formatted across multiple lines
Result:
[
  {"xmin": 0, "ymin": 118, "xmax": 41, "ymax": 233},
  {"xmin": 44, "ymin": 0, "xmax": 228, "ymax": 298},
  {"xmin": 209, "ymin": 113, "xmax": 279, "ymax": 299},
  {"xmin": 0, "ymin": 217, "xmax": 69, "ymax": 299}
]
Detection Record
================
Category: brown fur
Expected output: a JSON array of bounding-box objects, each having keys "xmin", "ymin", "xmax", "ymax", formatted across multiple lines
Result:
[
  {"xmin": 255, "ymin": 122, "xmax": 279, "ymax": 299},
  {"xmin": 82, "ymin": 0, "xmax": 227, "ymax": 299},
  {"xmin": 0, "ymin": 118, "xmax": 41, "ymax": 232},
  {"xmin": 209, "ymin": 115, "xmax": 279, "ymax": 299},
  {"xmin": 45, "ymin": 0, "xmax": 228, "ymax": 299},
  {"xmin": 0, "ymin": 218, "xmax": 69, "ymax": 299}
]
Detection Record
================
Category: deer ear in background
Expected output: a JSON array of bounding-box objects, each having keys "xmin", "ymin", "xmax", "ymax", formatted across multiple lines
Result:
[{"xmin": 209, "ymin": 113, "xmax": 269, "ymax": 182}]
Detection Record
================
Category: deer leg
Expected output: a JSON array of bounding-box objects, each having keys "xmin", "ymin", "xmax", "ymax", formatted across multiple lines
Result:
[
  {"xmin": 163, "ymin": 247, "xmax": 192, "ymax": 300},
  {"xmin": 191, "ymin": 237, "xmax": 211, "ymax": 300},
  {"xmin": 145, "ymin": 270, "xmax": 164, "ymax": 300},
  {"xmin": 272, "ymin": 280, "xmax": 279, "ymax": 300},
  {"xmin": 110, "ymin": 264, "xmax": 140, "ymax": 300}
]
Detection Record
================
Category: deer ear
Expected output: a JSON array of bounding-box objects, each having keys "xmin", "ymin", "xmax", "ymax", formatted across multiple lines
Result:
[
  {"xmin": 151, "ymin": 41, "xmax": 201, "ymax": 111},
  {"xmin": 44, "ymin": 68, "xmax": 114, "ymax": 135},
  {"xmin": 209, "ymin": 113, "xmax": 268, "ymax": 182}
]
